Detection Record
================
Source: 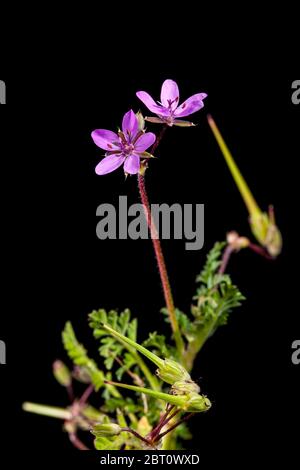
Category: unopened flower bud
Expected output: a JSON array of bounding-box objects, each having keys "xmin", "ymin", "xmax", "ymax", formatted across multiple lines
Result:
[
  {"xmin": 136, "ymin": 111, "xmax": 145, "ymax": 131},
  {"xmin": 92, "ymin": 423, "xmax": 122, "ymax": 437},
  {"xmin": 53, "ymin": 360, "xmax": 72, "ymax": 387},
  {"xmin": 156, "ymin": 358, "xmax": 191, "ymax": 385},
  {"xmin": 72, "ymin": 366, "xmax": 92, "ymax": 384},
  {"xmin": 237, "ymin": 236, "xmax": 250, "ymax": 249},
  {"xmin": 227, "ymin": 231, "xmax": 250, "ymax": 251},
  {"xmin": 227, "ymin": 231, "xmax": 239, "ymax": 245}
]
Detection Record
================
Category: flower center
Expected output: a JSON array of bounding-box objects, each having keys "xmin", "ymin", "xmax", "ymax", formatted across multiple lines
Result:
[
  {"xmin": 123, "ymin": 142, "xmax": 135, "ymax": 155},
  {"xmin": 167, "ymin": 97, "xmax": 179, "ymax": 110}
]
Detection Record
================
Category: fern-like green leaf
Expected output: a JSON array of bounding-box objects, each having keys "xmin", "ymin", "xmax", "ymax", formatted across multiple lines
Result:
[
  {"xmin": 196, "ymin": 241, "xmax": 226, "ymax": 287},
  {"xmin": 62, "ymin": 322, "xmax": 104, "ymax": 391},
  {"xmin": 115, "ymin": 353, "xmax": 137, "ymax": 381},
  {"xmin": 185, "ymin": 242, "xmax": 245, "ymax": 357},
  {"xmin": 88, "ymin": 309, "xmax": 138, "ymax": 370},
  {"xmin": 142, "ymin": 331, "xmax": 176, "ymax": 358},
  {"xmin": 192, "ymin": 242, "xmax": 245, "ymax": 332},
  {"xmin": 161, "ymin": 308, "xmax": 197, "ymax": 344}
]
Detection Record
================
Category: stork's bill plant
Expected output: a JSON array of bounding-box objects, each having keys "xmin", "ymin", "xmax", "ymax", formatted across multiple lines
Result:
[{"xmin": 23, "ymin": 80, "xmax": 281, "ymax": 450}]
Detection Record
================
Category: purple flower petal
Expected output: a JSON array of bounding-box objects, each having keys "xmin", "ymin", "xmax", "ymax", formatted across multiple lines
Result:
[
  {"xmin": 124, "ymin": 154, "xmax": 140, "ymax": 174},
  {"xmin": 160, "ymin": 79, "xmax": 179, "ymax": 109},
  {"xmin": 136, "ymin": 91, "xmax": 170, "ymax": 117},
  {"xmin": 136, "ymin": 91, "xmax": 157, "ymax": 112},
  {"xmin": 135, "ymin": 132, "xmax": 156, "ymax": 152},
  {"xmin": 95, "ymin": 154, "xmax": 125, "ymax": 175},
  {"xmin": 122, "ymin": 110, "xmax": 138, "ymax": 137},
  {"xmin": 174, "ymin": 93, "xmax": 207, "ymax": 118},
  {"xmin": 153, "ymin": 106, "xmax": 172, "ymax": 117},
  {"xmin": 91, "ymin": 129, "xmax": 120, "ymax": 151}
]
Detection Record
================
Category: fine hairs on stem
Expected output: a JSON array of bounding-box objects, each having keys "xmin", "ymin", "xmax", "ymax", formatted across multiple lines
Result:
[
  {"xmin": 137, "ymin": 173, "xmax": 185, "ymax": 358},
  {"xmin": 137, "ymin": 126, "xmax": 185, "ymax": 360}
]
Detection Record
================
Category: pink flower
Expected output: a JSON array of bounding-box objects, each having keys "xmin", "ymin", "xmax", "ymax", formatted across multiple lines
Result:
[
  {"xmin": 136, "ymin": 79, "xmax": 207, "ymax": 127},
  {"xmin": 91, "ymin": 110, "xmax": 156, "ymax": 175}
]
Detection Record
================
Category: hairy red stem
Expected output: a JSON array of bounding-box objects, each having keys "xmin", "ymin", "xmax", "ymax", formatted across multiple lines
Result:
[{"xmin": 137, "ymin": 173, "xmax": 184, "ymax": 356}]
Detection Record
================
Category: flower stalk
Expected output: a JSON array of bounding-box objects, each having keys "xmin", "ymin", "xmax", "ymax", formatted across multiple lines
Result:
[{"xmin": 138, "ymin": 173, "xmax": 185, "ymax": 359}]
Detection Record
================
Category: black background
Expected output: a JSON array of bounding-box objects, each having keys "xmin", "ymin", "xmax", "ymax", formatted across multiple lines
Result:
[{"xmin": 0, "ymin": 65, "xmax": 299, "ymax": 465}]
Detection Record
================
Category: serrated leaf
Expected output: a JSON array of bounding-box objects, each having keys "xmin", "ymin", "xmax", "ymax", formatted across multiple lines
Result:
[
  {"xmin": 88, "ymin": 309, "xmax": 138, "ymax": 370},
  {"xmin": 62, "ymin": 322, "xmax": 104, "ymax": 390},
  {"xmin": 116, "ymin": 353, "xmax": 137, "ymax": 381},
  {"xmin": 101, "ymin": 396, "xmax": 141, "ymax": 415},
  {"xmin": 142, "ymin": 331, "xmax": 175, "ymax": 358},
  {"xmin": 188, "ymin": 242, "xmax": 245, "ymax": 350},
  {"xmin": 127, "ymin": 318, "xmax": 137, "ymax": 341},
  {"xmin": 94, "ymin": 435, "xmax": 126, "ymax": 450},
  {"xmin": 161, "ymin": 308, "xmax": 196, "ymax": 344}
]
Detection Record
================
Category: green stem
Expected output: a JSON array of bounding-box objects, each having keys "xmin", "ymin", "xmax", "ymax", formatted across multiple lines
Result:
[
  {"xmin": 185, "ymin": 309, "xmax": 229, "ymax": 371},
  {"xmin": 104, "ymin": 381, "xmax": 123, "ymax": 398},
  {"xmin": 23, "ymin": 402, "xmax": 72, "ymax": 420},
  {"xmin": 161, "ymin": 428, "xmax": 176, "ymax": 449},
  {"xmin": 184, "ymin": 331, "xmax": 210, "ymax": 372}
]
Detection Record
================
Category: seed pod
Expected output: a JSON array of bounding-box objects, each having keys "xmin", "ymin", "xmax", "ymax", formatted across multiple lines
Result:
[
  {"xmin": 172, "ymin": 380, "xmax": 200, "ymax": 395},
  {"xmin": 184, "ymin": 393, "xmax": 212, "ymax": 412},
  {"xmin": 53, "ymin": 360, "xmax": 72, "ymax": 387}
]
